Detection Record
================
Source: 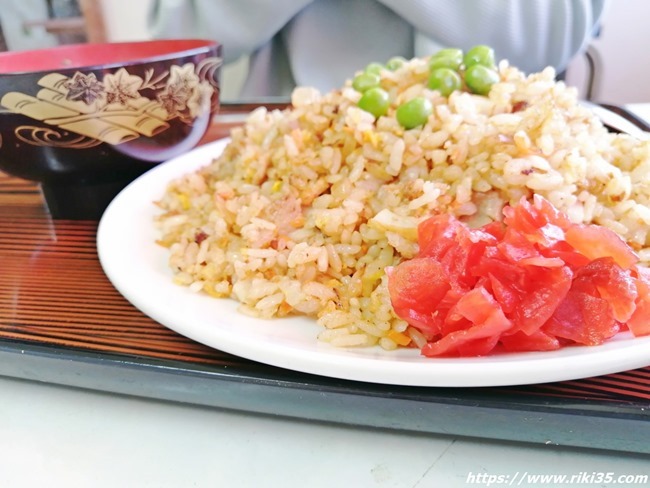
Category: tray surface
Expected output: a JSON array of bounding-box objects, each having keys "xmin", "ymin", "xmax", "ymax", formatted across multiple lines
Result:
[{"xmin": 1, "ymin": 106, "xmax": 649, "ymax": 453}]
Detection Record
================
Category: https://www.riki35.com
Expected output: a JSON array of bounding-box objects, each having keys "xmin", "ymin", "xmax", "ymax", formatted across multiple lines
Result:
[{"xmin": 465, "ymin": 471, "xmax": 648, "ymax": 486}]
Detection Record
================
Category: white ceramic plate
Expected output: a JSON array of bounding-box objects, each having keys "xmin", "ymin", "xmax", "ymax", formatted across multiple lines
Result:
[{"xmin": 97, "ymin": 139, "xmax": 650, "ymax": 387}]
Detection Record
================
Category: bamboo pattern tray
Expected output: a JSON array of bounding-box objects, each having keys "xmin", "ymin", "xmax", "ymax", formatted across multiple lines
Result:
[{"xmin": 1, "ymin": 128, "xmax": 649, "ymax": 454}]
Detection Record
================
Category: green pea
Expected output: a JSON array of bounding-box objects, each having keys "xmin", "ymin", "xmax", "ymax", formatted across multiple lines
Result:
[
  {"xmin": 352, "ymin": 72, "xmax": 380, "ymax": 92},
  {"xmin": 463, "ymin": 45, "xmax": 496, "ymax": 68},
  {"xmin": 396, "ymin": 97, "xmax": 433, "ymax": 129},
  {"xmin": 386, "ymin": 56, "xmax": 407, "ymax": 71},
  {"xmin": 427, "ymin": 67, "xmax": 462, "ymax": 96},
  {"xmin": 428, "ymin": 48, "xmax": 463, "ymax": 71},
  {"xmin": 464, "ymin": 64, "xmax": 499, "ymax": 95},
  {"xmin": 358, "ymin": 87, "xmax": 390, "ymax": 118},
  {"xmin": 364, "ymin": 62, "xmax": 384, "ymax": 76}
]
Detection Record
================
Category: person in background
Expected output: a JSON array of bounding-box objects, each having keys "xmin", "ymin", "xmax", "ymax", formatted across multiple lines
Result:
[{"xmin": 148, "ymin": 0, "xmax": 607, "ymax": 99}]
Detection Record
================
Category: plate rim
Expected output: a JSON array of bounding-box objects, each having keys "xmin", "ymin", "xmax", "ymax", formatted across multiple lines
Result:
[{"xmin": 97, "ymin": 138, "xmax": 650, "ymax": 387}]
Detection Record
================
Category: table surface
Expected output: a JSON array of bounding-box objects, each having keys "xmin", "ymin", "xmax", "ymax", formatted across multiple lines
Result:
[{"xmin": 1, "ymin": 103, "xmax": 649, "ymax": 487}]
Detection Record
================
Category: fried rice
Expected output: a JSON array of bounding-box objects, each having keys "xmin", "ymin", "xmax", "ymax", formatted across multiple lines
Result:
[{"xmin": 154, "ymin": 56, "xmax": 650, "ymax": 351}]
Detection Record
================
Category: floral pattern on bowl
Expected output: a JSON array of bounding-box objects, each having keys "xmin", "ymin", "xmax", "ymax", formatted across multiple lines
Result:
[{"xmin": 0, "ymin": 56, "xmax": 222, "ymax": 148}]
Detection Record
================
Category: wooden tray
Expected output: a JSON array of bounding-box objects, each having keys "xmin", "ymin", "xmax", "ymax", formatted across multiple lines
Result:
[
  {"xmin": 2, "ymin": 101, "xmax": 649, "ymax": 453},
  {"xmin": 1, "ymin": 170, "xmax": 649, "ymax": 454}
]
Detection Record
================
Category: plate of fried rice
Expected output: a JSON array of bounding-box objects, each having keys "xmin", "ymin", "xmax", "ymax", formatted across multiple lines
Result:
[{"xmin": 98, "ymin": 53, "xmax": 650, "ymax": 387}]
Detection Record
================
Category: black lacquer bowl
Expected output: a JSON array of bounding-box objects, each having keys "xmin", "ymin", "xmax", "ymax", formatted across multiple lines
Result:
[{"xmin": 0, "ymin": 39, "xmax": 222, "ymax": 218}]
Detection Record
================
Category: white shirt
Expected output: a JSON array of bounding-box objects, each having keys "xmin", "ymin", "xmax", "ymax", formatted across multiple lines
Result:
[{"xmin": 149, "ymin": 0, "xmax": 607, "ymax": 98}]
